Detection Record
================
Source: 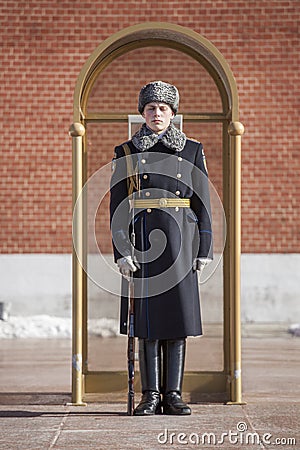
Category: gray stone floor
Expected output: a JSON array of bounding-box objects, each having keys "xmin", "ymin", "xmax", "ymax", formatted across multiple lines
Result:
[{"xmin": 0, "ymin": 325, "xmax": 299, "ymax": 449}]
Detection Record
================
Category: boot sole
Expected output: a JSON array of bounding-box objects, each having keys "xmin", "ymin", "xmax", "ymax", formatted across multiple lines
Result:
[
  {"xmin": 163, "ymin": 408, "xmax": 191, "ymax": 415},
  {"xmin": 133, "ymin": 410, "xmax": 162, "ymax": 416}
]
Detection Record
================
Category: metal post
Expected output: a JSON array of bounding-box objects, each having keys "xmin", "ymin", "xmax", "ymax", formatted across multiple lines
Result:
[
  {"xmin": 227, "ymin": 121, "xmax": 245, "ymax": 405},
  {"xmin": 69, "ymin": 122, "xmax": 87, "ymax": 406}
]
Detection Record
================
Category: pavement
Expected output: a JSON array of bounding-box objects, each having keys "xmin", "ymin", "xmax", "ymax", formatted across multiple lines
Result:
[{"xmin": 0, "ymin": 324, "xmax": 299, "ymax": 450}]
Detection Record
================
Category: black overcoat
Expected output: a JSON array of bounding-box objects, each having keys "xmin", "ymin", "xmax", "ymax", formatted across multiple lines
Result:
[{"xmin": 110, "ymin": 137, "xmax": 212, "ymax": 340}]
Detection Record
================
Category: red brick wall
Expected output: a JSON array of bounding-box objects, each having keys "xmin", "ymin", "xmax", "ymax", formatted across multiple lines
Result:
[{"xmin": 1, "ymin": 0, "xmax": 299, "ymax": 254}]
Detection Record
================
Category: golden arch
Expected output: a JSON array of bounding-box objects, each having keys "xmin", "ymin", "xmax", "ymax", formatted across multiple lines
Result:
[{"xmin": 70, "ymin": 22, "xmax": 244, "ymax": 405}]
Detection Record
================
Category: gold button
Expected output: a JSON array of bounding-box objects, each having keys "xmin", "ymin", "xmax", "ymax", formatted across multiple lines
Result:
[
  {"xmin": 175, "ymin": 206, "xmax": 179, "ymax": 212},
  {"xmin": 145, "ymin": 191, "xmax": 151, "ymax": 197},
  {"xmin": 143, "ymin": 174, "xmax": 148, "ymax": 179},
  {"xmin": 147, "ymin": 208, "xmax": 152, "ymax": 213},
  {"xmin": 177, "ymin": 173, "xmax": 182, "ymax": 179},
  {"xmin": 178, "ymin": 156, "xmax": 182, "ymax": 161},
  {"xmin": 159, "ymin": 198, "xmax": 168, "ymax": 207},
  {"xmin": 141, "ymin": 159, "xmax": 146, "ymax": 164},
  {"xmin": 175, "ymin": 190, "xmax": 180, "ymax": 196}
]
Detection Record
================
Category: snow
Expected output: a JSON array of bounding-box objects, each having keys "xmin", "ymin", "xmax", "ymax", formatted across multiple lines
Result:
[
  {"xmin": 0, "ymin": 315, "xmax": 119, "ymax": 339},
  {"xmin": 1, "ymin": 315, "xmax": 299, "ymax": 339},
  {"xmin": 288, "ymin": 323, "xmax": 300, "ymax": 337}
]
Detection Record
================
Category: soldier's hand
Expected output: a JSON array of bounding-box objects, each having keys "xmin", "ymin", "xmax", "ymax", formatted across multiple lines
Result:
[
  {"xmin": 193, "ymin": 258, "xmax": 211, "ymax": 273},
  {"xmin": 117, "ymin": 256, "xmax": 140, "ymax": 280}
]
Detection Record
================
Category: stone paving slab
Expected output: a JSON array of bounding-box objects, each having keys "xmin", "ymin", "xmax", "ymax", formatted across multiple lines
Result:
[
  {"xmin": 0, "ymin": 327, "xmax": 299, "ymax": 449},
  {"xmin": 0, "ymin": 402, "xmax": 299, "ymax": 450}
]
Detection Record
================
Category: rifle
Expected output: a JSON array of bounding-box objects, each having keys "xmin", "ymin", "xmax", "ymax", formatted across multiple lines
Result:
[
  {"xmin": 122, "ymin": 144, "xmax": 140, "ymax": 416},
  {"xmin": 127, "ymin": 190, "xmax": 137, "ymax": 416},
  {"xmin": 127, "ymin": 264, "xmax": 135, "ymax": 415}
]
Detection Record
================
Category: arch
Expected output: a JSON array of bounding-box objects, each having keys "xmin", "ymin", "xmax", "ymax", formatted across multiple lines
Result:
[
  {"xmin": 73, "ymin": 22, "xmax": 239, "ymax": 122},
  {"xmin": 70, "ymin": 22, "xmax": 244, "ymax": 406}
]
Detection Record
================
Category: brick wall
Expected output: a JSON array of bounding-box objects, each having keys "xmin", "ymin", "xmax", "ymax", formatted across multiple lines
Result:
[{"xmin": 1, "ymin": 0, "xmax": 299, "ymax": 254}]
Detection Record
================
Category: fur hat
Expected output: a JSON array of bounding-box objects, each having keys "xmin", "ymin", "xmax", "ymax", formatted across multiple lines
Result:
[{"xmin": 138, "ymin": 81, "xmax": 179, "ymax": 114}]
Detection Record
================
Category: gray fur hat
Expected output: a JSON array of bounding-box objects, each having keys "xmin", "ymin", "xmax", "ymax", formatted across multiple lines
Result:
[{"xmin": 138, "ymin": 81, "xmax": 179, "ymax": 114}]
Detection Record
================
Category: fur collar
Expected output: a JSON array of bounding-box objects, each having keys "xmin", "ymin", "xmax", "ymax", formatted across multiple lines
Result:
[{"xmin": 132, "ymin": 122, "xmax": 186, "ymax": 152}]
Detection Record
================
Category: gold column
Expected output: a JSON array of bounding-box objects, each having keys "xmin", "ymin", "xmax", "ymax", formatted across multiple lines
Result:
[
  {"xmin": 69, "ymin": 122, "xmax": 87, "ymax": 406},
  {"xmin": 227, "ymin": 121, "xmax": 245, "ymax": 404}
]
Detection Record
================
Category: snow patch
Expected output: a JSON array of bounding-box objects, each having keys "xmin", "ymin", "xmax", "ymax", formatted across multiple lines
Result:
[
  {"xmin": 288, "ymin": 323, "xmax": 300, "ymax": 337},
  {"xmin": 0, "ymin": 315, "xmax": 119, "ymax": 339}
]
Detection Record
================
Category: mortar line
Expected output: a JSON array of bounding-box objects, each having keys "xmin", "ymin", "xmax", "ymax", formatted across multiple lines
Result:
[
  {"xmin": 48, "ymin": 408, "xmax": 70, "ymax": 449},
  {"xmin": 242, "ymin": 404, "xmax": 266, "ymax": 450}
]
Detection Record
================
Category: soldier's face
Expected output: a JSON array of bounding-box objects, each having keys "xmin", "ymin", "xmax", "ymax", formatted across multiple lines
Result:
[{"xmin": 142, "ymin": 102, "xmax": 174, "ymax": 134}]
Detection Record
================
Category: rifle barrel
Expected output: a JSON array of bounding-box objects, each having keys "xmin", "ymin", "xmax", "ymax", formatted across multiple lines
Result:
[{"xmin": 127, "ymin": 277, "xmax": 135, "ymax": 415}]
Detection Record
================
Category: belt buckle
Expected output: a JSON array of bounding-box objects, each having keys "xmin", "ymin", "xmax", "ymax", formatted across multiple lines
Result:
[{"xmin": 159, "ymin": 198, "xmax": 168, "ymax": 208}]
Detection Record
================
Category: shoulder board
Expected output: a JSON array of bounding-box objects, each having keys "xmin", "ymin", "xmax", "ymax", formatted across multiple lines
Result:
[{"xmin": 187, "ymin": 137, "xmax": 201, "ymax": 144}]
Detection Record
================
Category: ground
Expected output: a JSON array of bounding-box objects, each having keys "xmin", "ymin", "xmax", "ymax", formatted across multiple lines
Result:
[{"xmin": 0, "ymin": 324, "xmax": 299, "ymax": 449}]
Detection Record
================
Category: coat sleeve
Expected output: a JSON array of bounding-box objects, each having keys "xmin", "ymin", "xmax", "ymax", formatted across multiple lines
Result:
[
  {"xmin": 190, "ymin": 143, "xmax": 213, "ymax": 259},
  {"xmin": 109, "ymin": 145, "xmax": 132, "ymax": 262}
]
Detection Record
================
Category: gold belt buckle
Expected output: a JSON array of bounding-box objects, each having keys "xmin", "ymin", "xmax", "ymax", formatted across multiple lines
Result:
[{"xmin": 159, "ymin": 198, "xmax": 168, "ymax": 208}]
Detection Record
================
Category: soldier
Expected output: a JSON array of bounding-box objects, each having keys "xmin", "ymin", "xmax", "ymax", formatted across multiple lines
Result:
[{"xmin": 110, "ymin": 81, "xmax": 213, "ymax": 415}]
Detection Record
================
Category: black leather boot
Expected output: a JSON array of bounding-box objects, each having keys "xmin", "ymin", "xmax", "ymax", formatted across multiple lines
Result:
[
  {"xmin": 162, "ymin": 339, "xmax": 191, "ymax": 415},
  {"xmin": 133, "ymin": 339, "xmax": 162, "ymax": 415}
]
